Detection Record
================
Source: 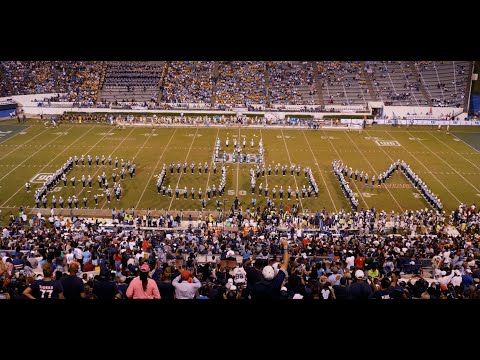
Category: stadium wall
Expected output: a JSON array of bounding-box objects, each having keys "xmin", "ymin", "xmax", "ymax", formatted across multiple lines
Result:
[{"xmin": 382, "ymin": 105, "xmax": 465, "ymax": 120}]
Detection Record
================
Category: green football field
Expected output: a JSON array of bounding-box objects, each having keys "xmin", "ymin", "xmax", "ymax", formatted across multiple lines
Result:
[{"xmin": 1, "ymin": 118, "xmax": 480, "ymax": 223}]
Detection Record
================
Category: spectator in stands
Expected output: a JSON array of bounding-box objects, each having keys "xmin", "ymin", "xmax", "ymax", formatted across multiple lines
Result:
[
  {"xmin": 22, "ymin": 262, "xmax": 65, "ymax": 299},
  {"xmin": 126, "ymin": 263, "xmax": 161, "ymax": 299},
  {"xmin": 93, "ymin": 268, "xmax": 122, "ymax": 300},
  {"xmin": 252, "ymin": 239, "xmax": 289, "ymax": 300},
  {"xmin": 171, "ymin": 270, "xmax": 202, "ymax": 299},
  {"xmin": 60, "ymin": 262, "xmax": 86, "ymax": 300},
  {"xmin": 349, "ymin": 270, "xmax": 373, "ymax": 300}
]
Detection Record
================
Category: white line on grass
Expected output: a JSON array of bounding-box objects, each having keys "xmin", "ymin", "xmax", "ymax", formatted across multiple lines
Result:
[
  {"xmin": 385, "ymin": 131, "xmax": 462, "ymax": 204},
  {"xmin": 405, "ymin": 130, "xmax": 480, "ymax": 193},
  {"xmin": 100, "ymin": 128, "xmax": 155, "ymax": 210},
  {"xmin": 449, "ymin": 133, "xmax": 480, "ymax": 153},
  {"xmin": 168, "ymin": 127, "xmax": 199, "ymax": 212},
  {"xmin": 1, "ymin": 126, "xmax": 95, "ymax": 208},
  {"xmin": 280, "ymin": 129, "xmax": 304, "ymax": 213},
  {"xmin": 349, "ymin": 130, "xmax": 404, "ymax": 212},
  {"xmin": 0, "ymin": 127, "xmax": 47, "ymax": 161},
  {"xmin": 429, "ymin": 132, "xmax": 480, "ymax": 171},
  {"xmin": 205, "ymin": 127, "xmax": 221, "ymax": 199},
  {"xmin": 321, "ymin": 129, "xmax": 369, "ymax": 209},
  {"xmin": 236, "ymin": 126, "xmax": 240, "ymax": 195},
  {"xmin": 135, "ymin": 127, "xmax": 173, "ymax": 208},
  {"xmin": 260, "ymin": 128, "xmax": 268, "ymax": 188},
  {"xmin": 75, "ymin": 128, "xmax": 135, "ymax": 204},
  {"xmin": 0, "ymin": 125, "xmax": 31, "ymax": 147},
  {"xmin": 0, "ymin": 126, "xmax": 74, "ymax": 183},
  {"xmin": 301, "ymin": 130, "xmax": 337, "ymax": 212}
]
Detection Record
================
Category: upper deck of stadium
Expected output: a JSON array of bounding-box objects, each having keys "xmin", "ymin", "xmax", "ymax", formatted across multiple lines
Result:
[{"xmin": 0, "ymin": 61, "xmax": 473, "ymax": 111}]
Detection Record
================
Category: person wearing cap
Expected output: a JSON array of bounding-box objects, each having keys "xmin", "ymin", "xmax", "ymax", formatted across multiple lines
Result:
[
  {"xmin": 251, "ymin": 239, "xmax": 289, "ymax": 300},
  {"xmin": 172, "ymin": 270, "xmax": 202, "ymax": 299},
  {"xmin": 126, "ymin": 264, "xmax": 161, "ymax": 299},
  {"xmin": 349, "ymin": 269, "xmax": 373, "ymax": 300},
  {"xmin": 22, "ymin": 262, "xmax": 65, "ymax": 299}
]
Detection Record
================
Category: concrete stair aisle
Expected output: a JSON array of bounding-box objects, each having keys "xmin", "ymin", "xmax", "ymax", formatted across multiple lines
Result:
[
  {"xmin": 211, "ymin": 61, "xmax": 220, "ymax": 106},
  {"xmin": 410, "ymin": 61, "xmax": 432, "ymax": 106},
  {"xmin": 156, "ymin": 61, "xmax": 167, "ymax": 102},
  {"xmin": 312, "ymin": 61, "xmax": 325, "ymax": 106},
  {"xmin": 264, "ymin": 62, "xmax": 271, "ymax": 107},
  {"xmin": 96, "ymin": 62, "xmax": 108, "ymax": 102},
  {"xmin": 464, "ymin": 61, "xmax": 473, "ymax": 111},
  {"xmin": 360, "ymin": 61, "xmax": 376, "ymax": 102}
]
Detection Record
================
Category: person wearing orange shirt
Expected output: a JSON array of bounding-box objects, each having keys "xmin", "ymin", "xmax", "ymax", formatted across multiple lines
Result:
[{"xmin": 354, "ymin": 253, "xmax": 366, "ymax": 270}]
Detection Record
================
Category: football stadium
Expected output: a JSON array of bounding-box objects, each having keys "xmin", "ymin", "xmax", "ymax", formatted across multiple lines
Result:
[{"xmin": 0, "ymin": 60, "xmax": 480, "ymax": 300}]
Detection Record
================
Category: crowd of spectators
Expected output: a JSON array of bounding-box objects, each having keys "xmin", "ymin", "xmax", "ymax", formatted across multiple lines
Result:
[
  {"xmin": 267, "ymin": 61, "xmax": 315, "ymax": 105},
  {"xmin": 215, "ymin": 61, "xmax": 266, "ymax": 106},
  {"xmin": 1, "ymin": 61, "xmax": 471, "ymax": 111},
  {"xmin": 1, "ymin": 199, "xmax": 479, "ymax": 300},
  {"xmin": 161, "ymin": 61, "xmax": 214, "ymax": 104},
  {"xmin": 0, "ymin": 61, "xmax": 106, "ymax": 104}
]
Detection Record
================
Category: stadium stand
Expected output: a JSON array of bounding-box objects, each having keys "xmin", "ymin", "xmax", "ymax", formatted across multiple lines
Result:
[
  {"xmin": 160, "ymin": 61, "xmax": 214, "ymax": 104},
  {"xmin": 214, "ymin": 61, "xmax": 267, "ymax": 106},
  {"xmin": 0, "ymin": 61, "xmax": 106, "ymax": 105},
  {"xmin": 1, "ymin": 202, "xmax": 479, "ymax": 300},
  {"xmin": 1, "ymin": 61, "xmax": 474, "ymax": 113},
  {"xmin": 98, "ymin": 61, "xmax": 165, "ymax": 104}
]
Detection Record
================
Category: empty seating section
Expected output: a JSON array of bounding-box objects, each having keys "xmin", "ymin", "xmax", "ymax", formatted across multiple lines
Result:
[
  {"xmin": 414, "ymin": 61, "xmax": 470, "ymax": 107},
  {"xmin": 317, "ymin": 61, "xmax": 370, "ymax": 106},
  {"xmin": 99, "ymin": 61, "xmax": 164, "ymax": 103},
  {"xmin": 0, "ymin": 61, "xmax": 106, "ymax": 103},
  {"xmin": 267, "ymin": 61, "xmax": 316, "ymax": 105},
  {"xmin": 161, "ymin": 61, "xmax": 214, "ymax": 103},
  {"xmin": 365, "ymin": 61, "xmax": 427, "ymax": 106},
  {"xmin": 215, "ymin": 61, "xmax": 266, "ymax": 106}
]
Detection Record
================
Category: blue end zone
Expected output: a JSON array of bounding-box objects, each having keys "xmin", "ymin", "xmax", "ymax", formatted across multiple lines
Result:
[{"xmin": 0, "ymin": 125, "xmax": 26, "ymax": 143}]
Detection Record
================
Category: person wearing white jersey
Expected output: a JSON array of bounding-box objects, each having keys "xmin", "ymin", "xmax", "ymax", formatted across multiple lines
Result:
[{"xmin": 232, "ymin": 264, "xmax": 247, "ymax": 287}]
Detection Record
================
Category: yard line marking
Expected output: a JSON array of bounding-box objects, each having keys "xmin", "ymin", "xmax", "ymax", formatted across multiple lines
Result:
[
  {"xmin": 280, "ymin": 129, "xmax": 304, "ymax": 213},
  {"xmin": 0, "ymin": 126, "xmax": 74, "ymax": 183},
  {"xmin": 205, "ymin": 127, "xmax": 221, "ymax": 198},
  {"xmin": 450, "ymin": 131, "xmax": 480, "ymax": 155},
  {"xmin": 302, "ymin": 130, "xmax": 337, "ymax": 212},
  {"xmin": 405, "ymin": 130, "xmax": 480, "ymax": 193},
  {"xmin": 135, "ymin": 129, "xmax": 176, "ymax": 209},
  {"xmin": 385, "ymin": 131, "xmax": 462, "ymax": 204},
  {"xmin": 430, "ymin": 132, "xmax": 480, "ymax": 171},
  {"xmin": 0, "ymin": 125, "xmax": 31, "ymax": 147},
  {"xmin": 0, "ymin": 126, "xmax": 46, "ymax": 161},
  {"xmin": 75, "ymin": 128, "xmax": 135, "ymax": 204},
  {"xmin": 344, "ymin": 130, "xmax": 403, "ymax": 212},
  {"xmin": 236, "ymin": 126, "xmax": 241, "ymax": 195},
  {"xmin": 1, "ymin": 127, "xmax": 95, "ymax": 208},
  {"xmin": 260, "ymin": 128, "xmax": 268, "ymax": 189},
  {"xmin": 100, "ymin": 128, "xmax": 155, "ymax": 210},
  {"xmin": 168, "ymin": 127, "xmax": 199, "ymax": 212},
  {"xmin": 322, "ymin": 129, "xmax": 369, "ymax": 209}
]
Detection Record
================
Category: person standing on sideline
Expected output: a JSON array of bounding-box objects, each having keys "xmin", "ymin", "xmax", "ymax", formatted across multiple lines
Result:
[{"xmin": 126, "ymin": 264, "xmax": 161, "ymax": 299}]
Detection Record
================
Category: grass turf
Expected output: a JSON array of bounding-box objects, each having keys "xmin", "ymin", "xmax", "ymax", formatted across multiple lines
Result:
[{"xmin": 1, "ymin": 119, "xmax": 480, "ymax": 224}]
